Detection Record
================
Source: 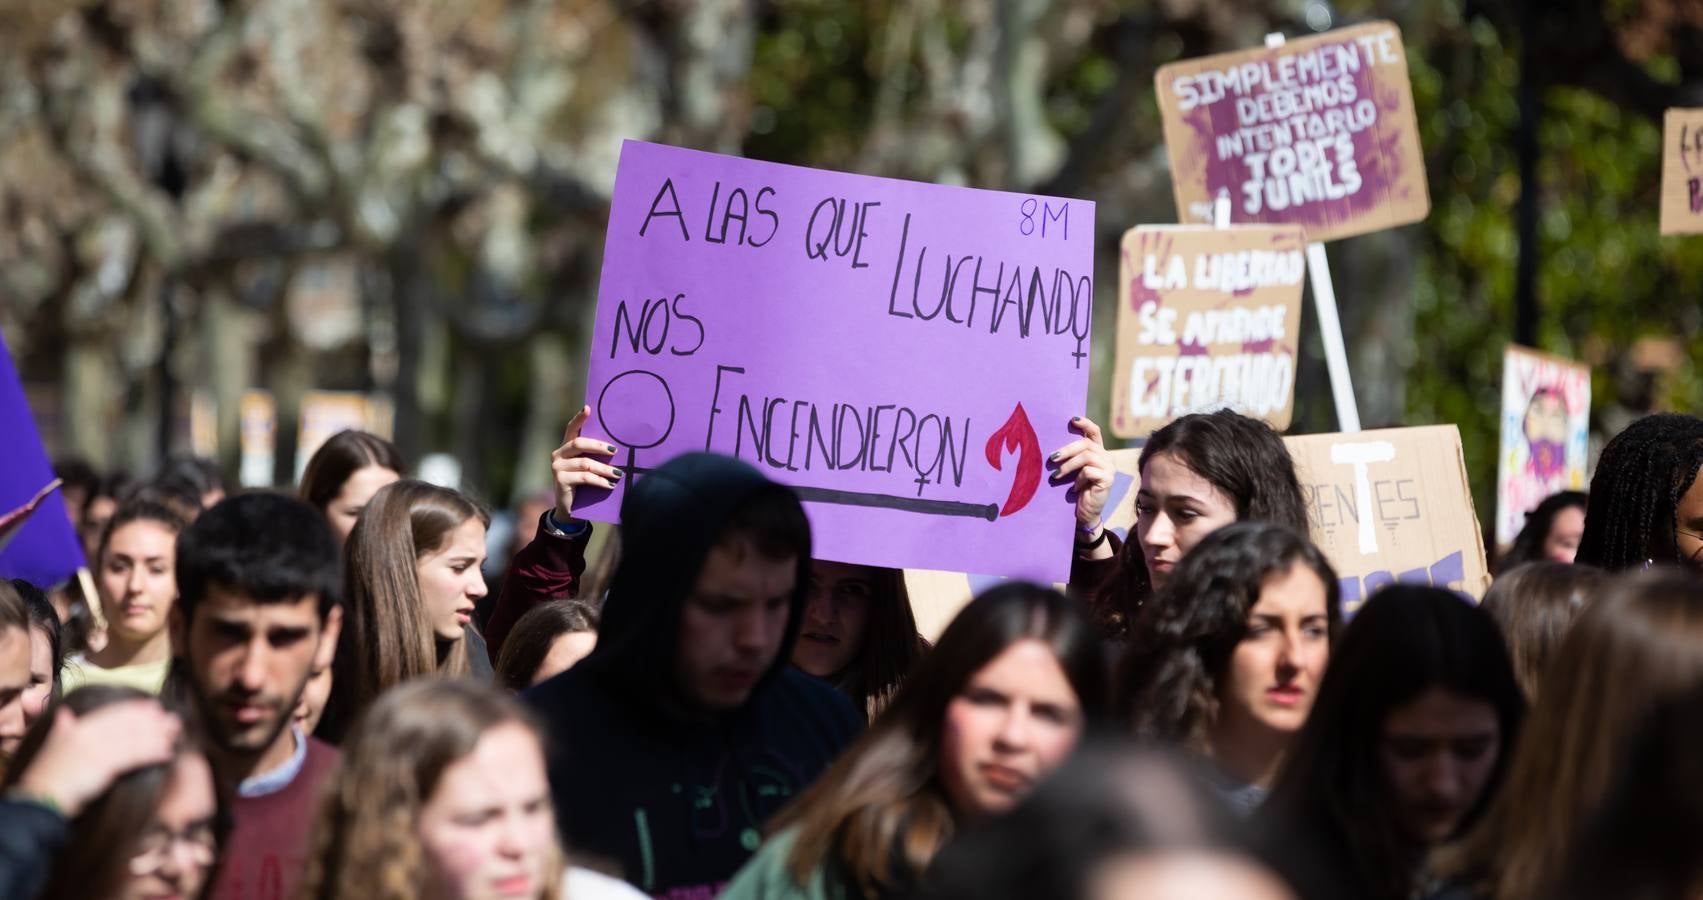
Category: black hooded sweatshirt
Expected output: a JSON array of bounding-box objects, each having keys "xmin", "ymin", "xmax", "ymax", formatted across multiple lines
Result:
[{"xmin": 523, "ymin": 453, "xmax": 862, "ymax": 899}]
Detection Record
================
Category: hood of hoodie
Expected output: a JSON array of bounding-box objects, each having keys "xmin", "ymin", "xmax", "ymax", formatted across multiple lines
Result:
[{"xmin": 575, "ymin": 452, "xmax": 812, "ymax": 718}]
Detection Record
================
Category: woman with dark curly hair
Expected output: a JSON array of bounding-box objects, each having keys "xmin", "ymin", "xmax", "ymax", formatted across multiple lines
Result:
[{"xmin": 1119, "ymin": 522, "xmax": 1339, "ymax": 813}]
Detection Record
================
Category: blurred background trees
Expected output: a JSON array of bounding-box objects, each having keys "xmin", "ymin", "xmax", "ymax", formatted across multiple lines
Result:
[{"xmin": 3, "ymin": 0, "xmax": 1701, "ymax": 521}]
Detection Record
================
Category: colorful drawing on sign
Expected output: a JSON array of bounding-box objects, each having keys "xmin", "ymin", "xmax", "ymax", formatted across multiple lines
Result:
[
  {"xmin": 1155, "ymin": 21, "xmax": 1430, "ymax": 243},
  {"xmin": 1659, "ymin": 108, "xmax": 1703, "ymax": 235},
  {"xmin": 577, "ymin": 141, "xmax": 1095, "ymax": 582},
  {"xmin": 1495, "ymin": 345, "xmax": 1590, "ymax": 547},
  {"xmin": 1111, "ymin": 225, "xmax": 1306, "ymax": 437}
]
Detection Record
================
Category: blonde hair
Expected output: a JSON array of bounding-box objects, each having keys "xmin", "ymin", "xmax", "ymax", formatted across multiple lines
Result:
[
  {"xmin": 301, "ymin": 680, "xmax": 563, "ymax": 900},
  {"xmin": 320, "ymin": 480, "xmax": 489, "ymax": 741}
]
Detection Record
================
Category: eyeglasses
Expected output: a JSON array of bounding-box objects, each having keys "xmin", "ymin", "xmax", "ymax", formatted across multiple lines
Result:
[{"xmin": 129, "ymin": 822, "xmax": 216, "ymax": 876}]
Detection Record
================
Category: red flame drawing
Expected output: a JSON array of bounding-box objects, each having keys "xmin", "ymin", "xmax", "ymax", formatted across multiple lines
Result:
[{"xmin": 985, "ymin": 403, "xmax": 1042, "ymax": 518}]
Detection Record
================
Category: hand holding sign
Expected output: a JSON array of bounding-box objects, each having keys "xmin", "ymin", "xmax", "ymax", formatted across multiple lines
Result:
[
  {"xmin": 577, "ymin": 141, "xmax": 1095, "ymax": 582},
  {"xmin": 1049, "ymin": 417, "xmax": 1115, "ymax": 543},
  {"xmin": 551, "ymin": 406, "xmax": 623, "ymax": 524}
]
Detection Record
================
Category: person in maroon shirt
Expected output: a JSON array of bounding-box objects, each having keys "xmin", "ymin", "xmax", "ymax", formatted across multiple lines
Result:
[{"xmin": 170, "ymin": 493, "xmax": 345, "ymax": 900}]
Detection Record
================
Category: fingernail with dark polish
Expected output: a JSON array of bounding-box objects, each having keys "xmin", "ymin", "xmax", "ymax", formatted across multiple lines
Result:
[
  {"xmin": 607, "ymin": 444, "xmax": 618, "ymax": 454},
  {"xmin": 1048, "ymin": 451, "xmax": 1061, "ymax": 463},
  {"xmin": 611, "ymin": 468, "xmax": 625, "ymax": 480}
]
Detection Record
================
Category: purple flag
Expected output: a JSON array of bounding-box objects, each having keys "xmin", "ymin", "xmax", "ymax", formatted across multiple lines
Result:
[
  {"xmin": 0, "ymin": 329, "xmax": 86, "ymax": 587},
  {"xmin": 576, "ymin": 141, "xmax": 1095, "ymax": 582}
]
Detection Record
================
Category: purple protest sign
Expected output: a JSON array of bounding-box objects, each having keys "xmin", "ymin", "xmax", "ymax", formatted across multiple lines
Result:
[
  {"xmin": 576, "ymin": 141, "xmax": 1095, "ymax": 582},
  {"xmin": 0, "ymin": 328, "xmax": 87, "ymax": 587}
]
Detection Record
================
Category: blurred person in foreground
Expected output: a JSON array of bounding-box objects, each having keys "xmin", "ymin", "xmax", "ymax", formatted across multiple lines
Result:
[
  {"xmin": 1256, "ymin": 586, "xmax": 1524, "ymax": 900},
  {"xmin": 1476, "ymin": 561, "xmax": 1603, "ymax": 702},
  {"xmin": 0, "ymin": 688, "xmax": 187, "ymax": 898},
  {"xmin": 169, "ymin": 492, "xmax": 344, "ymax": 900},
  {"xmin": 722, "ymin": 583, "xmax": 1109, "ymax": 900},
  {"xmin": 1431, "ymin": 568, "xmax": 1703, "ymax": 900},
  {"xmin": 4, "ymin": 687, "xmax": 221, "ymax": 900},
  {"xmin": 911, "ymin": 741, "xmax": 1293, "ymax": 900},
  {"xmin": 303, "ymin": 679, "xmax": 646, "ymax": 900},
  {"xmin": 522, "ymin": 451, "xmax": 861, "ymax": 897},
  {"xmin": 1546, "ymin": 682, "xmax": 1703, "ymax": 900}
]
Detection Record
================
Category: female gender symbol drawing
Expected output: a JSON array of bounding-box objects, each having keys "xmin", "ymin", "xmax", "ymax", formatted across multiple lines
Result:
[{"xmin": 596, "ymin": 370, "xmax": 676, "ymax": 479}]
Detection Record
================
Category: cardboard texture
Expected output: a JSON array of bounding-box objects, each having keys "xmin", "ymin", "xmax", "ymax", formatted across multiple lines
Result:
[
  {"xmin": 1494, "ymin": 345, "xmax": 1590, "ymax": 546},
  {"xmin": 580, "ymin": 140, "xmax": 1095, "ymax": 582},
  {"xmin": 906, "ymin": 426, "xmax": 1489, "ymax": 636},
  {"xmin": 1156, "ymin": 21, "xmax": 1429, "ymax": 243},
  {"xmin": 1660, "ymin": 108, "xmax": 1703, "ymax": 235},
  {"xmin": 1111, "ymin": 225, "xmax": 1306, "ymax": 437},
  {"xmin": 1287, "ymin": 426, "xmax": 1490, "ymax": 613}
]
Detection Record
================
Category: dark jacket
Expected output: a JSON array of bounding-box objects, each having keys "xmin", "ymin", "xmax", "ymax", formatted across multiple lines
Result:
[
  {"xmin": 523, "ymin": 453, "xmax": 862, "ymax": 899},
  {"xmin": 0, "ymin": 799, "xmax": 65, "ymax": 900}
]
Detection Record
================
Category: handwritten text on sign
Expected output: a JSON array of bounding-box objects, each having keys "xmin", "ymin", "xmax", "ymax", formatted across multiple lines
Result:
[
  {"xmin": 576, "ymin": 141, "xmax": 1095, "ymax": 582},
  {"xmin": 1660, "ymin": 108, "xmax": 1703, "ymax": 235},
  {"xmin": 1111, "ymin": 225, "xmax": 1305, "ymax": 437},
  {"xmin": 1156, "ymin": 22, "xmax": 1429, "ymax": 243}
]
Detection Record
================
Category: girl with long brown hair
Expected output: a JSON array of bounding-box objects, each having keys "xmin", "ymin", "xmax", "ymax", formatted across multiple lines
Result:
[
  {"xmin": 1431, "ymin": 568, "xmax": 1703, "ymax": 900},
  {"xmin": 794, "ymin": 562, "xmax": 925, "ymax": 721},
  {"xmin": 303, "ymin": 679, "xmax": 645, "ymax": 900},
  {"xmin": 720, "ymin": 582, "xmax": 1110, "ymax": 900},
  {"xmin": 316, "ymin": 480, "xmax": 491, "ymax": 743},
  {"xmin": 297, "ymin": 430, "xmax": 405, "ymax": 543}
]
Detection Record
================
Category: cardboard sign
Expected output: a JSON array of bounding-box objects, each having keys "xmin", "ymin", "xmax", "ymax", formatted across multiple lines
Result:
[
  {"xmin": 1288, "ymin": 426, "xmax": 1489, "ymax": 614},
  {"xmin": 579, "ymin": 141, "xmax": 1095, "ymax": 582},
  {"xmin": 0, "ymin": 328, "xmax": 86, "ymax": 586},
  {"xmin": 1111, "ymin": 225, "xmax": 1306, "ymax": 437},
  {"xmin": 905, "ymin": 427, "xmax": 1489, "ymax": 634},
  {"xmin": 1156, "ymin": 22, "xmax": 1429, "ymax": 243},
  {"xmin": 1494, "ymin": 346, "xmax": 1589, "ymax": 546},
  {"xmin": 1660, "ymin": 108, "xmax": 1703, "ymax": 235}
]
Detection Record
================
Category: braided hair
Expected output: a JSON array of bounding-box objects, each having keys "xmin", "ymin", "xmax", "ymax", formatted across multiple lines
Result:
[{"xmin": 1576, "ymin": 414, "xmax": 1703, "ymax": 572}]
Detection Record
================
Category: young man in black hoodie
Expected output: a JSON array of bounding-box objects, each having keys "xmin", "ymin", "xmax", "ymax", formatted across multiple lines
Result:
[{"xmin": 523, "ymin": 451, "xmax": 863, "ymax": 899}]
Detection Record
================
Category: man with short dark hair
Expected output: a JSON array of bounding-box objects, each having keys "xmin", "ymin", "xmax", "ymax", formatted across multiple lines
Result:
[
  {"xmin": 170, "ymin": 492, "xmax": 343, "ymax": 900},
  {"xmin": 524, "ymin": 453, "xmax": 862, "ymax": 898}
]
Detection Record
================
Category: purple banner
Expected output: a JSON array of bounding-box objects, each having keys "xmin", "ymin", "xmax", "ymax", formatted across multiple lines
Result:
[
  {"xmin": 576, "ymin": 141, "xmax": 1095, "ymax": 582},
  {"xmin": 0, "ymin": 328, "xmax": 86, "ymax": 588}
]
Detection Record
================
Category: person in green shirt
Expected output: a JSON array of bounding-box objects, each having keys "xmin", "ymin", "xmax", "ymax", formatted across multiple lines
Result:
[
  {"xmin": 62, "ymin": 497, "xmax": 188, "ymax": 695},
  {"xmin": 721, "ymin": 583, "xmax": 1111, "ymax": 900}
]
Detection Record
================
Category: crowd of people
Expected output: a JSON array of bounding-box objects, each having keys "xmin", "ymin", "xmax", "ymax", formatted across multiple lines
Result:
[{"xmin": 2, "ymin": 405, "xmax": 1701, "ymax": 900}]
